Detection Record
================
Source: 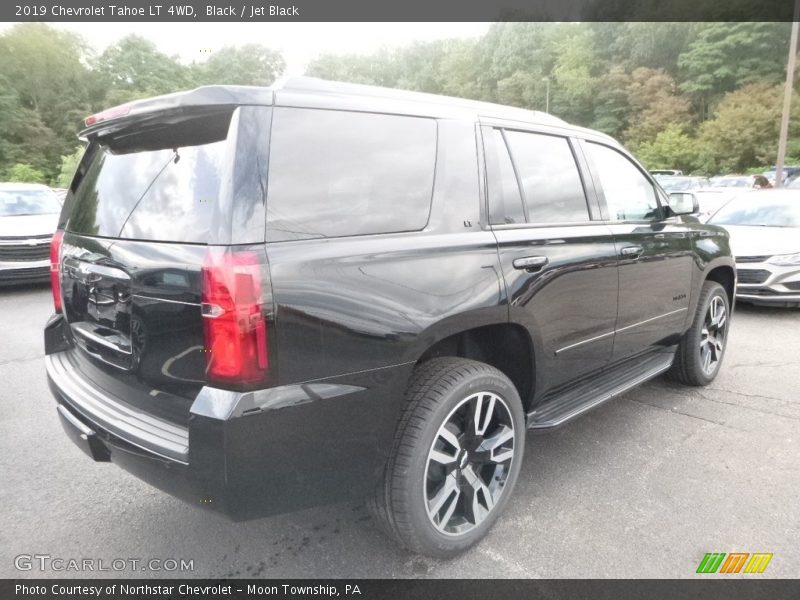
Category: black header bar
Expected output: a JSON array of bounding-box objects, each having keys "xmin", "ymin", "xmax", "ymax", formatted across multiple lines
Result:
[{"xmin": 3, "ymin": 579, "xmax": 800, "ymax": 600}]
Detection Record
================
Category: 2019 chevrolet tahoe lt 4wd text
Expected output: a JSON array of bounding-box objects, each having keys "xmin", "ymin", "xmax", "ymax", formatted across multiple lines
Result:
[{"xmin": 45, "ymin": 77, "xmax": 735, "ymax": 557}]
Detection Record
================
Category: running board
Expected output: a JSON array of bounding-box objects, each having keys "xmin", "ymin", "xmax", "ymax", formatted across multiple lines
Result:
[{"xmin": 526, "ymin": 351, "xmax": 674, "ymax": 430}]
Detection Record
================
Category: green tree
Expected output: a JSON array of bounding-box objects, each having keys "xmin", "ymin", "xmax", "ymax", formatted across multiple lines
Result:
[
  {"xmin": 697, "ymin": 82, "xmax": 799, "ymax": 173},
  {"xmin": 550, "ymin": 27, "xmax": 599, "ymax": 123},
  {"xmin": 193, "ymin": 44, "xmax": 285, "ymax": 86},
  {"xmin": 5, "ymin": 163, "xmax": 47, "ymax": 183},
  {"xmin": 95, "ymin": 35, "xmax": 191, "ymax": 105},
  {"xmin": 678, "ymin": 23, "xmax": 791, "ymax": 118},
  {"xmin": 438, "ymin": 38, "xmax": 492, "ymax": 101},
  {"xmin": 306, "ymin": 49, "xmax": 399, "ymax": 87},
  {"xmin": 485, "ymin": 22, "xmax": 564, "ymax": 105},
  {"xmin": 591, "ymin": 66, "xmax": 632, "ymax": 138},
  {"xmin": 0, "ymin": 24, "xmax": 94, "ymax": 179},
  {"xmin": 614, "ymin": 22, "xmax": 699, "ymax": 75},
  {"xmin": 0, "ymin": 76, "xmax": 62, "ymax": 178},
  {"xmin": 54, "ymin": 147, "xmax": 85, "ymax": 188},
  {"xmin": 634, "ymin": 124, "xmax": 707, "ymax": 173},
  {"xmin": 494, "ymin": 71, "xmax": 544, "ymax": 109},
  {"xmin": 624, "ymin": 67, "xmax": 693, "ymax": 148}
]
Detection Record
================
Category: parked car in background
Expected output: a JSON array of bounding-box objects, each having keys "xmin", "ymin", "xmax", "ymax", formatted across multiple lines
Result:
[
  {"xmin": 657, "ymin": 176, "xmax": 711, "ymax": 193},
  {"xmin": 0, "ymin": 183, "xmax": 61, "ymax": 285},
  {"xmin": 707, "ymin": 189, "xmax": 800, "ymax": 308},
  {"xmin": 693, "ymin": 189, "xmax": 746, "ymax": 222},
  {"xmin": 650, "ymin": 169, "xmax": 683, "ymax": 177},
  {"xmin": 784, "ymin": 174, "xmax": 800, "ymax": 189},
  {"xmin": 50, "ymin": 188, "xmax": 68, "ymax": 204},
  {"xmin": 710, "ymin": 175, "xmax": 771, "ymax": 189},
  {"xmin": 763, "ymin": 166, "xmax": 800, "ymax": 186}
]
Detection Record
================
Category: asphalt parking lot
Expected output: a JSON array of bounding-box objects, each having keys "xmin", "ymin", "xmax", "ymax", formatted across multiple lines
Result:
[{"xmin": 1, "ymin": 283, "xmax": 798, "ymax": 579}]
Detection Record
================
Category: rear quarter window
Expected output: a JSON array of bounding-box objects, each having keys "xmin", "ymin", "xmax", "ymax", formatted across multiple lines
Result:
[{"xmin": 266, "ymin": 108, "xmax": 437, "ymax": 242}]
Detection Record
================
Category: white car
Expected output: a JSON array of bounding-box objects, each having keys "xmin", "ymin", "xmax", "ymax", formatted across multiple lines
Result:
[
  {"xmin": 693, "ymin": 188, "xmax": 748, "ymax": 222},
  {"xmin": 0, "ymin": 183, "xmax": 61, "ymax": 286},
  {"xmin": 707, "ymin": 189, "xmax": 800, "ymax": 307}
]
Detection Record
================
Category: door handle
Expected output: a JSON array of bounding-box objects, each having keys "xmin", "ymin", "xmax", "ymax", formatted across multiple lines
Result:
[
  {"xmin": 513, "ymin": 256, "xmax": 549, "ymax": 271},
  {"xmin": 620, "ymin": 245, "xmax": 643, "ymax": 258}
]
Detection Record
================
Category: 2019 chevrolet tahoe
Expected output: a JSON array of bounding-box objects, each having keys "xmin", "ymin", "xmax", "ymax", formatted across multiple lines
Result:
[{"xmin": 45, "ymin": 77, "xmax": 735, "ymax": 557}]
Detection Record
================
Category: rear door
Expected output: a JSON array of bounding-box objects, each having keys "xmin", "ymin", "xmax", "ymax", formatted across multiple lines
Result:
[
  {"xmin": 57, "ymin": 106, "xmax": 271, "ymax": 426},
  {"xmin": 482, "ymin": 125, "xmax": 619, "ymax": 393},
  {"xmin": 580, "ymin": 140, "xmax": 693, "ymax": 362},
  {"xmin": 264, "ymin": 107, "xmax": 503, "ymax": 382}
]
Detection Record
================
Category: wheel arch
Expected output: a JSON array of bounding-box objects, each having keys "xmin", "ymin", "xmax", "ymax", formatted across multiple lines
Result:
[
  {"xmin": 705, "ymin": 264, "xmax": 736, "ymax": 307},
  {"xmin": 412, "ymin": 322, "xmax": 536, "ymax": 413}
]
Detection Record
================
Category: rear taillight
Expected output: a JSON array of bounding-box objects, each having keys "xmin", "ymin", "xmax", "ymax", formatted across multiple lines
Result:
[
  {"xmin": 201, "ymin": 248, "xmax": 269, "ymax": 385},
  {"xmin": 50, "ymin": 230, "xmax": 64, "ymax": 312},
  {"xmin": 84, "ymin": 104, "xmax": 130, "ymax": 127}
]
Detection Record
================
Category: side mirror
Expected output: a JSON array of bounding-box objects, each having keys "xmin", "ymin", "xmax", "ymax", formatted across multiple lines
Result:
[{"xmin": 667, "ymin": 191, "xmax": 698, "ymax": 216}]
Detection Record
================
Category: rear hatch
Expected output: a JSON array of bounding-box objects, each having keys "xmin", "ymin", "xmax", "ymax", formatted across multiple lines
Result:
[{"xmin": 56, "ymin": 102, "xmax": 272, "ymax": 427}]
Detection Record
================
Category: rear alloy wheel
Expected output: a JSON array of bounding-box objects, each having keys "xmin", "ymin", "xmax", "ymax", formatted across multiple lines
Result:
[
  {"xmin": 425, "ymin": 392, "xmax": 515, "ymax": 536},
  {"xmin": 368, "ymin": 358, "xmax": 525, "ymax": 558},
  {"xmin": 670, "ymin": 280, "xmax": 730, "ymax": 386}
]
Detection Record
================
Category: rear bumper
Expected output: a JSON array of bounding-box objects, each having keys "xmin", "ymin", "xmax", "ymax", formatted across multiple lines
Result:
[
  {"xmin": 45, "ymin": 316, "xmax": 412, "ymax": 519},
  {"xmin": 46, "ymin": 351, "xmax": 189, "ymax": 462}
]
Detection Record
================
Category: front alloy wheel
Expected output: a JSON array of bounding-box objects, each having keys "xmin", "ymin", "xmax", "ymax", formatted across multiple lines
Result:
[
  {"xmin": 700, "ymin": 295, "xmax": 727, "ymax": 375},
  {"xmin": 669, "ymin": 280, "xmax": 730, "ymax": 386}
]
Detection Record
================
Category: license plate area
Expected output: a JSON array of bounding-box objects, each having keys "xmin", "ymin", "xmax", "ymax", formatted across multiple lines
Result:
[
  {"xmin": 62, "ymin": 254, "xmax": 134, "ymax": 370},
  {"xmin": 56, "ymin": 404, "xmax": 110, "ymax": 462}
]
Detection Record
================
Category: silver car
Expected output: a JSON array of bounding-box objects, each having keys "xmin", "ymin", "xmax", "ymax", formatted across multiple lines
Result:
[
  {"xmin": 707, "ymin": 189, "xmax": 800, "ymax": 307},
  {"xmin": 0, "ymin": 183, "xmax": 61, "ymax": 285},
  {"xmin": 657, "ymin": 175, "xmax": 711, "ymax": 192}
]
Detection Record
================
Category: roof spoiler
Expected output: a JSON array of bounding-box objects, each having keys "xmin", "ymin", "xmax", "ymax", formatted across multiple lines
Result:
[{"xmin": 79, "ymin": 85, "xmax": 274, "ymax": 139}]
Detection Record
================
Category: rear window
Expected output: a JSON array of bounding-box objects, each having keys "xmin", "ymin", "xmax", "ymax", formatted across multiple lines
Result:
[
  {"xmin": 66, "ymin": 111, "xmax": 232, "ymax": 243},
  {"xmin": 0, "ymin": 189, "xmax": 61, "ymax": 216},
  {"xmin": 266, "ymin": 108, "xmax": 437, "ymax": 242}
]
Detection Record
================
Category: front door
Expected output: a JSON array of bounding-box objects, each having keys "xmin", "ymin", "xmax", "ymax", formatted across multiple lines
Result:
[{"xmin": 580, "ymin": 140, "xmax": 693, "ymax": 362}]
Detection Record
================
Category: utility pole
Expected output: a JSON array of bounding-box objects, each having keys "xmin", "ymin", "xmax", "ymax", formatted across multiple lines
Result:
[{"xmin": 775, "ymin": 0, "xmax": 800, "ymax": 188}]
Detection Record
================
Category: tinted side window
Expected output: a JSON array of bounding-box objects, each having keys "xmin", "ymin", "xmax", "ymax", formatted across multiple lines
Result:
[
  {"xmin": 504, "ymin": 131, "xmax": 589, "ymax": 223},
  {"xmin": 485, "ymin": 128, "xmax": 525, "ymax": 225},
  {"xmin": 266, "ymin": 108, "xmax": 436, "ymax": 241},
  {"xmin": 585, "ymin": 142, "xmax": 659, "ymax": 221}
]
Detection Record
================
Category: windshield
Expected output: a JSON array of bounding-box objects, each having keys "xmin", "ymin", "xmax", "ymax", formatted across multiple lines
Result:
[
  {"xmin": 711, "ymin": 178, "xmax": 749, "ymax": 188},
  {"xmin": 660, "ymin": 178, "xmax": 692, "ymax": 191},
  {"xmin": 0, "ymin": 189, "xmax": 61, "ymax": 216},
  {"xmin": 708, "ymin": 196, "xmax": 800, "ymax": 227}
]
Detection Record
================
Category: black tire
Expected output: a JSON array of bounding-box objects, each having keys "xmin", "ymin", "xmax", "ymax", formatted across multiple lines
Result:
[
  {"xmin": 368, "ymin": 357, "xmax": 525, "ymax": 558},
  {"xmin": 669, "ymin": 280, "xmax": 730, "ymax": 386}
]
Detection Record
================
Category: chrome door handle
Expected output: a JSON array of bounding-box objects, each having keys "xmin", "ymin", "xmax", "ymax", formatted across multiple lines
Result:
[
  {"xmin": 620, "ymin": 245, "xmax": 643, "ymax": 258},
  {"xmin": 513, "ymin": 256, "xmax": 548, "ymax": 270}
]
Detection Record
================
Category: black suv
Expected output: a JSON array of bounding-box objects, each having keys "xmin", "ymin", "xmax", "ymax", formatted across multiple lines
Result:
[{"xmin": 46, "ymin": 78, "xmax": 735, "ymax": 557}]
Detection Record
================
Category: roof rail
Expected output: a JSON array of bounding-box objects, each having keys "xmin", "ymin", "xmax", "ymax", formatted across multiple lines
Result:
[{"xmin": 273, "ymin": 76, "xmax": 568, "ymax": 126}]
